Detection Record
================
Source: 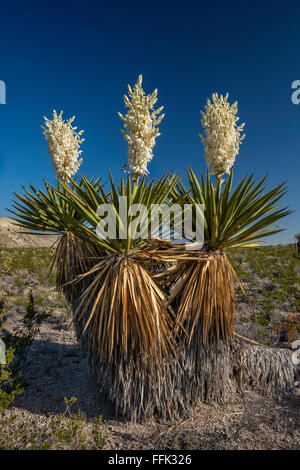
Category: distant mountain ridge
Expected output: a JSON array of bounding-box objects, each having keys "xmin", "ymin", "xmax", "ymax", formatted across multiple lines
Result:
[{"xmin": 0, "ymin": 217, "xmax": 58, "ymax": 248}]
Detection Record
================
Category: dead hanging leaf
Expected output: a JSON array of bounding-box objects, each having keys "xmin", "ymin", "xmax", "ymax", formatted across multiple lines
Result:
[
  {"xmin": 51, "ymin": 232, "xmax": 103, "ymax": 302},
  {"xmin": 70, "ymin": 249, "xmax": 177, "ymax": 363},
  {"xmin": 157, "ymin": 247, "xmax": 242, "ymax": 345}
]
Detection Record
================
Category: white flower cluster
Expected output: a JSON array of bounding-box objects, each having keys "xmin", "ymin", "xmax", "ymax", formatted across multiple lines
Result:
[
  {"xmin": 200, "ymin": 93, "xmax": 245, "ymax": 177},
  {"xmin": 118, "ymin": 75, "xmax": 164, "ymax": 176},
  {"xmin": 42, "ymin": 110, "xmax": 84, "ymax": 179}
]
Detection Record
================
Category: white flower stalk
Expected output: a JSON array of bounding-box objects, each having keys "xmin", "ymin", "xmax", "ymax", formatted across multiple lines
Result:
[
  {"xmin": 118, "ymin": 75, "xmax": 164, "ymax": 176},
  {"xmin": 42, "ymin": 110, "xmax": 84, "ymax": 179},
  {"xmin": 200, "ymin": 93, "xmax": 245, "ymax": 178}
]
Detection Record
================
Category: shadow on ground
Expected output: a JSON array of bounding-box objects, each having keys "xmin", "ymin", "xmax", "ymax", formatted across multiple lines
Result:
[{"xmin": 13, "ymin": 338, "xmax": 116, "ymax": 421}]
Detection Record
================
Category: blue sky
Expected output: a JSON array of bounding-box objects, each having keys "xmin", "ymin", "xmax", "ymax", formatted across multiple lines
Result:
[{"xmin": 0, "ymin": 0, "xmax": 299, "ymax": 244}]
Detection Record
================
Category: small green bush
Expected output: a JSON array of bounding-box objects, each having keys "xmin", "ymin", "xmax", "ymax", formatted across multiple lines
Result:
[{"xmin": 0, "ymin": 292, "xmax": 51, "ymax": 412}]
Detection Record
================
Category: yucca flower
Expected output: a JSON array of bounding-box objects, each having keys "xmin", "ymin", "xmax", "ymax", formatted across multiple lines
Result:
[
  {"xmin": 42, "ymin": 110, "xmax": 84, "ymax": 179},
  {"xmin": 118, "ymin": 75, "xmax": 164, "ymax": 177},
  {"xmin": 200, "ymin": 93, "xmax": 245, "ymax": 178}
]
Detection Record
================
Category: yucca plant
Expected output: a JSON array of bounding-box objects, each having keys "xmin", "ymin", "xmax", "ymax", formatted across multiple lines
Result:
[
  {"xmin": 10, "ymin": 80, "xmax": 186, "ymax": 421},
  {"xmin": 53, "ymin": 173, "xmax": 179, "ymax": 356},
  {"xmin": 143, "ymin": 93, "xmax": 295, "ymax": 411},
  {"xmin": 162, "ymin": 92, "xmax": 291, "ymax": 347},
  {"xmin": 9, "ymin": 85, "xmax": 296, "ymax": 422},
  {"xmin": 167, "ymin": 168, "xmax": 291, "ymax": 345}
]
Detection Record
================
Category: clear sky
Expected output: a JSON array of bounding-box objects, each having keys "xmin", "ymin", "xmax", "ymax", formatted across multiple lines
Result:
[{"xmin": 0, "ymin": 0, "xmax": 299, "ymax": 244}]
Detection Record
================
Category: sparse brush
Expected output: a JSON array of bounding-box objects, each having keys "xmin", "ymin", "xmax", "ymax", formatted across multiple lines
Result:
[{"xmin": 0, "ymin": 293, "xmax": 51, "ymax": 413}]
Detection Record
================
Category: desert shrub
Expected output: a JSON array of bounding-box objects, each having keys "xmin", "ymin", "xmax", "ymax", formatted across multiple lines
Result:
[
  {"xmin": 48, "ymin": 397, "xmax": 105, "ymax": 450},
  {"xmin": 1, "ymin": 248, "xmax": 55, "ymax": 285},
  {"xmin": 0, "ymin": 292, "xmax": 51, "ymax": 412},
  {"xmin": 7, "ymin": 291, "xmax": 51, "ymax": 369},
  {"xmin": 273, "ymin": 312, "xmax": 300, "ymax": 342},
  {"xmin": 0, "ymin": 299, "xmax": 23, "ymax": 412},
  {"xmin": 0, "ymin": 397, "xmax": 105, "ymax": 450},
  {"xmin": 0, "ymin": 348, "xmax": 23, "ymax": 412}
]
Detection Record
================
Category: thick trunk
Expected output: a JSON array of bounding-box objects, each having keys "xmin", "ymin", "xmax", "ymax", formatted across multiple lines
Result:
[{"xmin": 70, "ymin": 313, "xmax": 298, "ymax": 422}]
